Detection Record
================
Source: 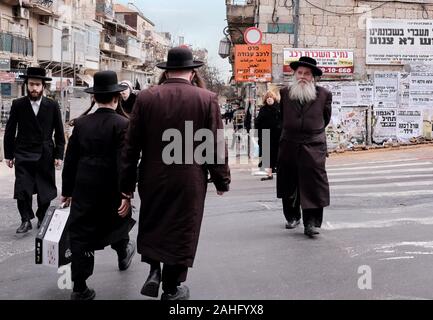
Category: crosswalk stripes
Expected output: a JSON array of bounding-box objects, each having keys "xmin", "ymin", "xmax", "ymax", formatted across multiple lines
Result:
[{"xmin": 327, "ymin": 158, "xmax": 433, "ymax": 198}]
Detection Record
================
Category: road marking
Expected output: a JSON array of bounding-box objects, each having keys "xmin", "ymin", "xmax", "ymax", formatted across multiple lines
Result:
[
  {"xmin": 329, "ymin": 174, "xmax": 433, "ymax": 183},
  {"xmin": 336, "ymin": 190, "xmax": 433, "ymax": 197},
  {"xmin": 380, "ymin": 256, "xmax": 414, "ymax": 261},
  {"xmin": 324, "ymin": 217, "xmax": 433, "ymax": 230},
  {"xmin": 327, "ymin": 162, "xmax": 432, "ymax": 172},
  {"xmin": 329, "ymin": 168, "xmax": 433, "ymax": 176},
  {"xmin": 327, "ymin": 158, "xmax": 422, "ymax": 168},
  {"xmin": 331, "ymin": 180, "xmax": 433, "ymax": 190}
]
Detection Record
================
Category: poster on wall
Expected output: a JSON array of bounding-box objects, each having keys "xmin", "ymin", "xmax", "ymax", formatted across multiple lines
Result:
[
  {"xmin": 374, "ymin": 72, "xmax": 399, "ymax": 108},
  {"xmin": 399, "ymin": 73, "xmax": 410, "ymax": 108},
  {"xmin": 358, "ymin": 82, "xmax": 374, "ymax": 106},
  {"xmin": 340, "ymin": 108, "xmax": 367, "ymax": 143},
  {"xmin": 397, "ymin": 109, "xmax": 423, "ymax": 140},
  {"xmin": 409, "ymin": 72, "xmax": 433, "ymax": 108},
  {"xmin": 283, "ymin": 48, "xmax": 354, "ymax": 75},
  {"xmin": 340, "ymin": 82, "xmax": 360, "ymax": 107},
  {"xmin": 373, "ymin": 108, "xmax": 397, "ymax": 142},
  {"xmin": 366, "ymin": 18, "xmax": 433, "ymax": 65},
  {"xmin": 321, "ymin": 82, "xmax": 342, "ymax": 126}
]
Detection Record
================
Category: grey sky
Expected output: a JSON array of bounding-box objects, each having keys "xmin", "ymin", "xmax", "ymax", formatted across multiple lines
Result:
[{"xmin": 117, "ymin": 0, "xmax": 231, "ymax": 82}]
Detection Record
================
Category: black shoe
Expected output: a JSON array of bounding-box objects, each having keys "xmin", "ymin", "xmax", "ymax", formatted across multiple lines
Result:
[
  {"xmin": 118, "ymin": 241, "xmax": 136, "ymax": 271},
  {"xmin": 141, "ymin": 268, "xmax": 162, "ymax": 298},
  {"xmin": 71, "ymin": 288, "xmax": 96, "ymax": 300},
  {"xmin": 260, "ymin": 175, "xmax": 273, "ymax": 181},
  {"xmin": 16, "ymin": 221, "xmax": 32, "ymax": 234},
  {"xmin": 161, "ymin": 285, "xmax": 190, "ymax": 301},
  {"xmin": 304, "ymin": 224, "xmax": 320, "ymax": 238},
  {"xmin": 285, "ymin": 219, "xmax": 301, "ymax": 229}
]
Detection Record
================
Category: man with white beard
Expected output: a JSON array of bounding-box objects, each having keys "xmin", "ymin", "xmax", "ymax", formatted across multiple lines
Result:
[{"xmin": 277, "ymin": 57, "xmax": 332, "ymax": 238}]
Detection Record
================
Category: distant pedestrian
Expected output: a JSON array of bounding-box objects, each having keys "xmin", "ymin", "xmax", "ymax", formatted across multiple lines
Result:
[
  {"xmin": 255, "ymin": 91, "xmax": 281, "ymax": 181},
  {"xmin": 278, "ymin": 57, "xmax": 332, "ymax": 238},
  {"xmin": 119, "ymin": 80, "xmax": 137, "ymax": 114},
  {"xmin": 3, "ymin": 67, "xmax": 65, "ymax": 234}
]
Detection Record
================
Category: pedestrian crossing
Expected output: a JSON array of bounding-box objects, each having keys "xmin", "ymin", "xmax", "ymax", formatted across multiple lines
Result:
[{"xmin": 328, "ymin": 158, "xmax": 433, "ymax": 200}]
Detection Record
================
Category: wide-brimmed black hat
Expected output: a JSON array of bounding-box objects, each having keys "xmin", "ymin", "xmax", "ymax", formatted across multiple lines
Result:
[
  {"xmin": 19, "ymin": 67, "xmax": 52, "ymax": 81},
  {"xmin": 84, "ymin": 71, "xmax": 128, "ymax": 94},
  {"xmin": 290, "ymin": 56, "xmax": 323, "ymax": 77},
  {"xmin": 156, "ymin": 47, "xmax": 204, "ymax": 70}
]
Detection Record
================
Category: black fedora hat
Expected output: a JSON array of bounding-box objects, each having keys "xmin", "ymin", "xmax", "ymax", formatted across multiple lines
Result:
[
  {"xmin": 290, "ymin": 56, "xmax": 323, "ymax": 77},
  {"xmin": 156, "ymin": 46, "xmax": 204, "ymax": 70},
  {"xmin": 84, "ymin": 71, "xmax": 128, "ymax": 94},
  {"xmin": 19, "ymin": 67, "xmax": 52, "ymax": 81}
]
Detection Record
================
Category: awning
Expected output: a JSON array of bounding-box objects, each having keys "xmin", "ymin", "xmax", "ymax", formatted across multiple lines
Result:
[{"xmin": 77, "ymin": 74, "xmax": 93, "ymax": 87}]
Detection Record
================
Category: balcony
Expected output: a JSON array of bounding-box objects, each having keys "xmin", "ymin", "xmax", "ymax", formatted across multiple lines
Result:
[
  {"xmin": 101, "ymin": 33, "xmax": 127, "ymax": 55},
  {"xmin": 226, "ymin": 0, "xmax": 256, "ymax": 26},
  {"xmin": 0, "ymin": 31, "xmax": 33, "ymax": 57},
  {"xmin": 23, "ymin": 0, "xmax": 57, "ymax": 16},
  {"xmin": 100, "ymin": 56, "xmax": 122, "ymax": 72}
]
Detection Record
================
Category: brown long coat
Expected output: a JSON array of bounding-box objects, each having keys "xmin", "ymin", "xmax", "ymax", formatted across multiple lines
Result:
[
  {"xmin": 120, "ymin": 78, "xmax": 231, "ymax": 267},
  {"xmin": 277, "ymin": 86, "xmax": 332, "ymax": 209}
]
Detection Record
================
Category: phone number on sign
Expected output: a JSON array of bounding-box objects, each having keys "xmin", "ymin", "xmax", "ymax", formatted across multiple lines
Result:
[{"xmin": 321, "ymin": 67, "xmax": 354, "ymax": 74}]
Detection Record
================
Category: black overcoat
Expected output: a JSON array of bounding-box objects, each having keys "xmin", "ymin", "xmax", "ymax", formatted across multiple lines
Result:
[
  {"xmin": 62, "ymin": 108, "xmax": 135, "ymax": 252},
  {"xmin": 277, "ymin": 86, "xmax": 332, "ymax": 209},
  {"xmin": 3, "ymin": 96, "xmax": 65, "ymax": 204}
]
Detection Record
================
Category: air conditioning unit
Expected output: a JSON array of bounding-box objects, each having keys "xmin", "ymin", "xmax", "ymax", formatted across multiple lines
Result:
[{"xmin": 13, "ymin": 6, "xmax": 30, "ymax": 20}]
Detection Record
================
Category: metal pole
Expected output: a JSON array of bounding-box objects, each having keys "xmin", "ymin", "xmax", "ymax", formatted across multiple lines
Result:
[
  {"xmin": 73, "ymin": 41, "xmax": 76, "ymax": 87},
  {"xmin": 60, "ymin": 36, "xmax": 64, "ymax": 122},
  {"xmin": 293, "ymin": 0, "xmax": 300, "ymax": 48}
]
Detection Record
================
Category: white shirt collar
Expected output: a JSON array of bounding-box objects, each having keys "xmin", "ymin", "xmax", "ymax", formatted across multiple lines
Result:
[{"xmin": 30, "ymin": 96, "xmax": 43, "ymax": 107}]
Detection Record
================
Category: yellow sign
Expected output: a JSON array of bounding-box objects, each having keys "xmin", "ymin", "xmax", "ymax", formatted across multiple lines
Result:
[{"xmin": 234, "ymin": 44, "xmax": 272, "ymax": 83}]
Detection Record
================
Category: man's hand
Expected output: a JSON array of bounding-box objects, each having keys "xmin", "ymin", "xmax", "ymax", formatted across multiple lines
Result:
[
  {"xmin": 5, "ymin": 159, "xmax": 14, "ymax": 168},
  {"xmin": 54, "ymin": 159, "xmax": 63, "ymax": 169},
  {"xmin": 118, "ymin": 199, "xmax": 131, "ymax": 218},
  {"xmin": 60, "ymin": 196, "xmax": 71, "ymax": 208},
  {"xmin": 217, "ymin": 191, "xmax": 225, "ymax": 196}
]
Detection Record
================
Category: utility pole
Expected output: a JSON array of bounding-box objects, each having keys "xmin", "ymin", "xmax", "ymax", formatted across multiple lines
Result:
[{"xmin": 293, "ymin": 0, "xmax": 300, "ymax": 48}]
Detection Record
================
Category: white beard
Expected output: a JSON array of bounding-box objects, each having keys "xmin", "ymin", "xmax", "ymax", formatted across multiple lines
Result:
[{"xmin": 289, "ymin": 80, "xmax": 317, "ymax": 104}]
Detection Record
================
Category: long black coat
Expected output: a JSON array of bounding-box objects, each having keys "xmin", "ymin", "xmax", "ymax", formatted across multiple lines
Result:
[
  {"xmin": 255, "ymin": 102, "xmax": 281, "ymax": 169},
  {"xmin": 120, "ymin": 78, "xmax": 231, "ymax": 267},
  {"xmin": 277, "ymin": 86, "xmax": 332, "ymax": 209},
  {"xmin": 62, "ymin": 108, "xmax": 135, "ymax": 252},
  {"xmin": 3, "ymin": 96, "xmax": 65, "ymax": 204}
]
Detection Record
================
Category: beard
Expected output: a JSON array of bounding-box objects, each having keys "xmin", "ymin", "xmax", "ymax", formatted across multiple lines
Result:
[
  {"xmin": 289, "ymin": 79, "xmax": 317, "ymax": 104},
  {"xmin": 27, "ymin": 89, "xmax": 43, "ymax": 101}
]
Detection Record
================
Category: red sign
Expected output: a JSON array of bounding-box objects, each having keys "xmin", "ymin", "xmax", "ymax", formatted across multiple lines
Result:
[
  {"xmin": 244, "ymin": 27, "xmax": 263, "ymax": 45},
  {"xmin": 0, "ymin": 72, "xmax": 16, "ymax": 83}
]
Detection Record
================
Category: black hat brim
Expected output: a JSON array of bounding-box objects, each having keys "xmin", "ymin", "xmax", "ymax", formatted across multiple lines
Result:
[
  {"xmin": 156, "ymin": 60, "xmax": 204, "ymax": 70},
  {"xmin": 290, "ymin": 61, "xmax": 323, "ymax": 77},
  {"xmin": 19, "ymin": 75, "xmax": 52, "ymax": 81},
  {"xmin": 84, "ymin": 84, "xmax": 129, "ymax": 94}
]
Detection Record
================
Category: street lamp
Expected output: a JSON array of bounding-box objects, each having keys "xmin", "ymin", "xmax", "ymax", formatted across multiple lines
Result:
[{"xmin": 218, "ymin": 37, "xmax": 231, "ymax": 59}]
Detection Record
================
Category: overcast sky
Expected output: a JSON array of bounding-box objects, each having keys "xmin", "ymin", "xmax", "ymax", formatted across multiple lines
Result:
[{"xmin": 117, "ymin": 0, "xmax": 231, "ymax": 82}]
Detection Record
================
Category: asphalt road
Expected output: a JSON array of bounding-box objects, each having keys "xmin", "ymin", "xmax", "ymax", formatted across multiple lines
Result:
[{"xmin": 1, "ymin": 144, "xmax": 433, "ymax": 300}]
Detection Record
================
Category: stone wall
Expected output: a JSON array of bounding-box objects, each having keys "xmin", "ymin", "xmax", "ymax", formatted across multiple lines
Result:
[{"xmin": 257, "ymin": 0, "xmax": 433, "ymax": 83}]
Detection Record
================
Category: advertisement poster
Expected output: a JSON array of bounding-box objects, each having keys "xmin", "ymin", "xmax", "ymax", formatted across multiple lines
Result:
[
  {"xmin": 283, "ymin": 48, "xmax": 354, "ymax": 75},
  {"xmin": 397, "ymin": 109, "xmax": 423, "ymax": 140},
  {"xmin": 366, "ymin": 18, "xmax": 433, "ymax": 65},
  {"xmin": 373, "ymin": 108, "xmax": 397, "ymax": 141},
  {"xmin": 374, "ymin": 72, "xmax": 399, "ymax": 108}
]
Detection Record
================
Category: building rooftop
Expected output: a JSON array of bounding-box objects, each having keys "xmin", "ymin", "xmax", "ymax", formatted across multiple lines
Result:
[{"xmin": 113, "ymin": 3, "xmax": 155, "ymax": 27}]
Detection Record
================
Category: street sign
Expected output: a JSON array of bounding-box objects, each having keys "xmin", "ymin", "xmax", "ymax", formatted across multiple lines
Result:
[
  {"xmin": 244, "ymin": 27, "xmax": 263, "ymax": 45},
  {"xmin": 234, "ymin": 44, "xmax": 272, "ymax": 83},
  {"xmin": 0, "ymin": 58, "xmax": 11, "ymax": 71}
]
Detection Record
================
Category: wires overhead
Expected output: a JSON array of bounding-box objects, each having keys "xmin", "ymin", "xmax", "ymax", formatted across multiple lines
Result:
[{"xmin": 304, "ymin": 0, "xmax": 391, "ymax": 17}]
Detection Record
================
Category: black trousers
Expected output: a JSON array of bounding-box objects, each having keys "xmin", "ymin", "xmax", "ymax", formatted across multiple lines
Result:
[
  {"xmin": 17, "ymin": 197, "xmax": 50, "ymax": 223},
  {"xmin": 282, "ymin": 193, "xmax": 323, "ymax": 228},
  {"xmin": 143, "ymin": 256, "xmax": 188, "ymax": 294},
  {"xmin": 71, "ymin": 237, "xmax": 130, "ymax": 284}
]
